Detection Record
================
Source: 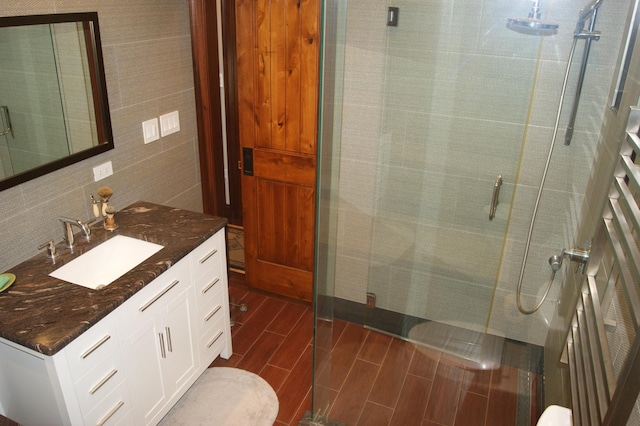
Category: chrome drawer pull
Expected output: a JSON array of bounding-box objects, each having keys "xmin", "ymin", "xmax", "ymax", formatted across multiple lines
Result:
[
  {"xmin": 97, "ymin": 400, "xmax": 124, "ymax": 426},
  {"xmin": 207, "ymin": 331, "xmax": 223, "ymax": 348},
  {"xmin": 205, "ymin": 305, "xmax": 222, "ymax": 322},
  {"xmin": 89, "ymin": 369, "xmax": 118, "ymax": 395},
  {"xmin": 202, "ymin": 277, "xmax": 220, "ymax": 294},
  {"xmin": 199, "ymin": 248, "xmax": 218, "ymax": 264},
  {"xmin": 166, "ymin": 326, "xmax": 173, "ymax": 353},
  {"xmin": 139, "ymin": 280, "xmax": 180, "ymax": 312},
  {"xmin": 159, "ymin": 333, "xmax": 166, "ymax": 359},
  {"xmin": 81, "ymin": 335, "xmax": 111, "ymax": 359}
]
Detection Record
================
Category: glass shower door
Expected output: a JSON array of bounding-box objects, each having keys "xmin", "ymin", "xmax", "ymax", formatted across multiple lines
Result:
[{"xmin": 339, "ymin": 0, "xmax": 543, "ymax": 347}]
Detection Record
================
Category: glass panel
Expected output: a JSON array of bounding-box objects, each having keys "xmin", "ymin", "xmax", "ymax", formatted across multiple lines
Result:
[
  {"xmin": 314, "ymin": 0, "xmax": 636, "ymax": 424},
  {"xmin": 355, "ymin": 0, "xmax": 539, "ymax": 345}
]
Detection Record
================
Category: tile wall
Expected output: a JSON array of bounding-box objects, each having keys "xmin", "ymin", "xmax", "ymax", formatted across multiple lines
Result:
[{"xmin": 0, "ymin": 0, "xmax": 201, "ymax": 272}]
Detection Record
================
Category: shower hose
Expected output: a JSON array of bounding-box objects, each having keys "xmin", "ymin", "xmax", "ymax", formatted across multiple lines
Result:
[{"xmin": 516, "ymin": 37, "xmax": 579, "ymax": 315}]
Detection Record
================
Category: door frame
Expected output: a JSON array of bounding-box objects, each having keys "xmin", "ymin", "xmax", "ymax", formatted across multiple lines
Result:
[{"xmin": 189, "ymin": 0, "xmax": 242, "ymax": 224}]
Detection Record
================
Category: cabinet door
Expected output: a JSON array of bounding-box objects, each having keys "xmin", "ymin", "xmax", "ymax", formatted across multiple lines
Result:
[
  {"xmin": 122, "ymin": 315, "xmax": 166, "ymax": 425},
  {"xmin": 162, "ymin": 286, "xmax": 197, "ymax": 399}
]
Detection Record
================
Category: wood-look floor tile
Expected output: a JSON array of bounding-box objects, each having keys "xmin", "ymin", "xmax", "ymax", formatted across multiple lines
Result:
[
  {"xmin": 454, "ymin": 391, "xmax": 487, "ymax": 426},
  {"xmin": 236, "ymin": 330, "xmax": 285, "ymax": 374},
  {"xmin": 276, "ymin": 345, "xmax": 313, "ymax": 424},
  {"xmin": 424, "ymin": 362, "xmax": 464, "ymax": 425},
  {"xmin": 267, "ymin": 303, "xmax": 309, "ymax": 336},
  {"xmin": 331, "ymin": 319, "xmax": 349, "ymax": 348},
  {"xmin": 329, "ymin": 359, "xmax": 380, "ymax": 425},
  {"xmin": 485, "ymin": 365, "xmax": 519, "ymax": 426},
  {"xmin": 231, "ymin": 297, "xmax": 286, "ymax": 355},
  {"xmin": 317, "ymin": 322, "xmax": 368, "ymax": 391},
  {"xmin": 357, "ymin": 402, "xmax": 394, "ymax": 426},
  {"xmin": 233, "ymin": 290, "xmax": 268, "ymax": 324},
  {"xmin": 408, "ymin": 345, "xmax": 441, "ymax": 380},
  {"xmin": 270, "ymin": 309, "xmax": 314, "ymax": 370},
  {"xmin": 389, "ymin": 374, "xmax": 432, "ymax": 426},
  {"xmin": 368, "ymin": 338, "xmax": 416, "ymax": 408},
  {"xmin": 292, "ymin": 388, "xmax": 312, "ymax": 426},
  {"xmin": 358, "ymin": 331, "xmax": 393, "ymax": 365},
  {"xmin": 260, "ymin": 364, "xmax": 291, "ymax": 393},
  {"xmin": 461, "ymin": 367, "xmax": 492, "ymax": 396}
]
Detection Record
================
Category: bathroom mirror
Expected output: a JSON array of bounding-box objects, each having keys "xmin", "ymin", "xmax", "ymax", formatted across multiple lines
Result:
[{"xmin": 0, "ymin": 12, "xmax": 113, "ymax": 191}]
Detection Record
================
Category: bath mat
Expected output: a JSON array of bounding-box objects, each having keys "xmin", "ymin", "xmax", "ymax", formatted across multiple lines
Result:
[
  {"xmin": 227, "ymin": 226, "xmax": 245, "ymax": 271},
  {"xmin": 159, "ymin": 367, "xmax": 278, "ymax": 425}
]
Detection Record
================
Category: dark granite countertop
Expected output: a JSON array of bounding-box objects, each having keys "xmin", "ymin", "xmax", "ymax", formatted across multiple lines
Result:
[{"xmin": 0, "ymin": 201, "xmax": 227, "ymax": 356}]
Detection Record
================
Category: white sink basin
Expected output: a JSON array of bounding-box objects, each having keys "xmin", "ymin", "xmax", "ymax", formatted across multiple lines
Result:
[{"xmin": 50, "ymin": 235, "xmax": 164, "ymax": 289}]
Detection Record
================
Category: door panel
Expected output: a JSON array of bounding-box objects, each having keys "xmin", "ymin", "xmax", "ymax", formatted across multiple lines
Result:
[{"xmin": 236, "ymin": 0, "xmax": 319, "ymax": 302}]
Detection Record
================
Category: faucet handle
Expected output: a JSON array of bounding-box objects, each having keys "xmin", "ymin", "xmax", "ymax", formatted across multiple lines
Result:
[{"xmin": 38, "ymin": 240, "xmax": 56, "ymax": 259}]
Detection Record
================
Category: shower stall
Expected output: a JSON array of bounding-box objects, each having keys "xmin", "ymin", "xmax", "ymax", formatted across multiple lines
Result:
[{"xmin": 312, "ymin": 0, "xmax": 636, "ymax": 423}]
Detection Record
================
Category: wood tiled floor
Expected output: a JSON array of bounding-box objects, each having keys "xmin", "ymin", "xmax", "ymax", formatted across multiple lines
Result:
[{"xmin": 214, "ymin": 272, "xmax": 541, "ymax": 426}]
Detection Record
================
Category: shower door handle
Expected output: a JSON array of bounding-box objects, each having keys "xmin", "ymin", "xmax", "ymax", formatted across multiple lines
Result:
[
  {"xmin": 0, "ymin": 106, "xmax": 13, "ymax": 138},
  {"xmin": 489, "ymin": 175, "xmax": 503, "ymax": 221}
]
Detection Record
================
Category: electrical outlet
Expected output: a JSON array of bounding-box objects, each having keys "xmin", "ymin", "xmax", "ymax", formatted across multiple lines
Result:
[
  {"xmin": 93, "ymin": 161, "xmax": 113, "ymax": 182},
  {"xmin": 160, "ymin": 111, "xmax": 180, "ymax": 137}
]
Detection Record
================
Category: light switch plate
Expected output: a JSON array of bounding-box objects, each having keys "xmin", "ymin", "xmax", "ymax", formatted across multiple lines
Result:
[
  {"xmin": 142, "ymin": 118, "xmax": 159, "ymax": 144},
  {"xmin": 160, "ymin": 111, "xmax": 180, "ymax": 137}
]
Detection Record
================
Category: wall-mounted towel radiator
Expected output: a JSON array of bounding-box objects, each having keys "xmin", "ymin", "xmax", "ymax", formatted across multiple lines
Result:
[{"xmin": 562, "ymin": 106, "xmax": 640, "ymax": 425}]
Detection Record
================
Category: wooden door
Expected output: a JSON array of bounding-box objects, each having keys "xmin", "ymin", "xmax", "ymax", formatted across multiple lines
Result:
[{"xmin": 236, "ymin": 0, "xmax": 319, "ymax": 302}]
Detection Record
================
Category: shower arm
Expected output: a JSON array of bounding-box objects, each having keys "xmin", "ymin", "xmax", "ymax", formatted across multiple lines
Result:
[{"xmin": 528, "ymin": 0, "xmax": 542, "ymax": 20}]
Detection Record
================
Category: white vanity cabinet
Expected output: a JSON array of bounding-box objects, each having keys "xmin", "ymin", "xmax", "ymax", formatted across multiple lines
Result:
[
  {"xmin": 0, "ymin": 228, "xmax": 232, "ymax": 426},
  {"xmin": 118, "ymin": 258, "xmax": 198, "ymax": 425}
]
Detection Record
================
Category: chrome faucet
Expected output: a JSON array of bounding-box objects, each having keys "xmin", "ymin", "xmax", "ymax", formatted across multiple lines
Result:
[{"xmin": 59, "ymin": 217, "xmax": 92, "ymax": 247}]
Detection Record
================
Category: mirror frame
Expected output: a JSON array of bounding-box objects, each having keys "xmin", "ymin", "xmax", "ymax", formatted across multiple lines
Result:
[{"xmin": 0, "ymin": 12, "xmax": 113, "ymax": 191}]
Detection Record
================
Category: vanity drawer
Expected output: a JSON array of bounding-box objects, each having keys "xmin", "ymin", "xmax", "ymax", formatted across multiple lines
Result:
[
  {"xmin": 83, "ymin": 381, "xmax": 132, "ymax": 426},
  {"xmin": 197, "ymin": 290, "xmax": 225, "ymax": 335},
  {"xmin": 198, "ymin": 316, "xmax": 227, "ymax": 365},
  {"xmin": 74, "ymin": 355, "xmax": 126, "ymax": 416},
  {"xmin": 117, "ymin": 258, "xmax": 191, "ymax": 335},
  {"xmin": 65, "ymin": 316, "xmax": 120, "ymax": 382},
  {"xmin": 194, "ymin": 270, "xmax": 225, "ymax": 314},
  {"xmin": 190, "ymin": 230, "xmax": 226, "ymax": 281}
]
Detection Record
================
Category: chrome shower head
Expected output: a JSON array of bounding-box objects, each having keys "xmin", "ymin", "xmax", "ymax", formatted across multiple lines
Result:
[
  {"xmin": 507, "ymin": 17, "xmax": 559, "ymax": 36},
  {"xmin": 508, "ymin": 0, "xmax": 559, "ymax": 36}
]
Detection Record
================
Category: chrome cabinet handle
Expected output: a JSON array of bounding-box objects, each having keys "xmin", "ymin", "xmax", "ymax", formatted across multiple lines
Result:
[
  {"xmin": 207, "ymin": 331, "xmax": 223, "ymax": 348},
  {"xmin": 159, "ymin": 333, "xmax": 166, "ymax": 359},
  {"xmin": 202, "ymin": 277, "xmax": 220, "ymax": 294},
  {"xmin": 97, "ymin": 400, "xmax": 124, "ymax": 426},
  {"xmin": 205, "ymin": 305, "xmax": 222, "ymax": 322},
  {"xmin": 489, "ymin": 175, "xmax": 503, "ymax": 221},
  {"xmin": 165, "ymin": 326, "xmax": 173, "ymax": 353},
  {"xmin": 139, "ymin": 280, "xmax": 180, "ymax": 312},
  {"xmin": 89, "ymin": 369, "xmax": 118, "ymax": 395},
  {"xmin": 199, "ymin": 248, "xmax": 218, "ymax": 264},
  {"xmin": 81, "ymin": 335, "xmax": 111, "ymax": 359}
]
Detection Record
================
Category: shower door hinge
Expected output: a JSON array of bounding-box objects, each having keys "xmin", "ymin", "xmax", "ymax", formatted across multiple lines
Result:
[
  {"xmin": 387, "ymin": 7, "xmax": 399, "ymax": 27},
  {"xmin": 366, "ymin": 292, "xmax": 376, "ymax": 309}
]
